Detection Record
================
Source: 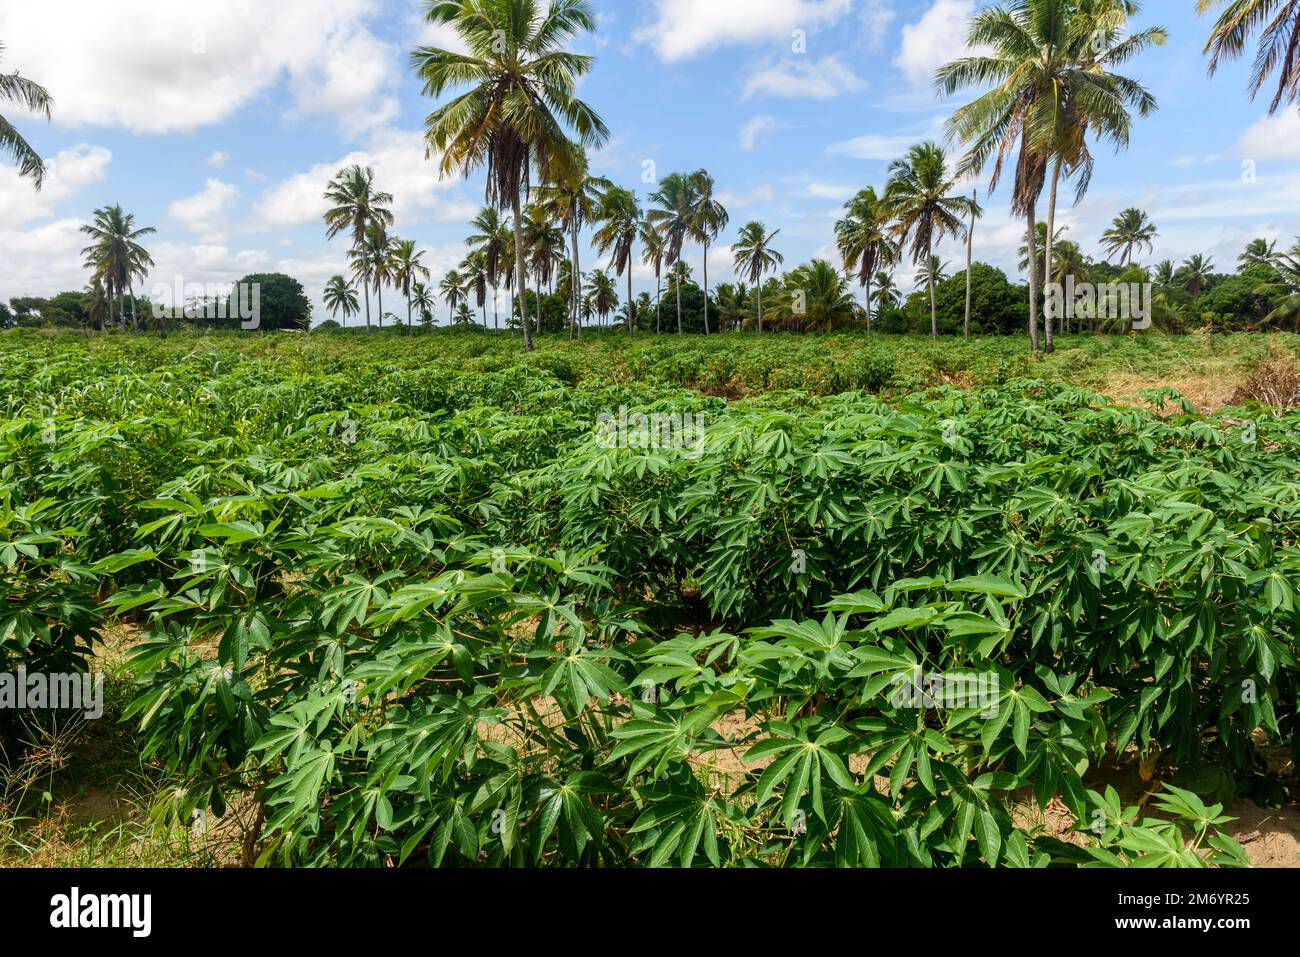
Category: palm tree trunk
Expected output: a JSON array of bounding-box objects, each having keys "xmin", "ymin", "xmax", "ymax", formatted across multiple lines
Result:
[
  {"xmin": 1026, "ymin": 205, "xmax": 1040, "ymax": 353},
  {"xmin": 363, "ymin": 283, "xmax": 372, "ymax": 334},
  {"xmin": 675, "ymin": 277, "xmax": 683, "ymax": 335},
  {"xmin": 512, "ymin": 194, "xmax": 533, "ymax": 352},
  {"xmin": 626, "ymin": 261, "xmax": 634, "ymax": 339},
  {"xmin": 758, "ymin": 283, "xmax": 764, "ymax": 335},
  {"xmin": 570, "ymin": 221, "xmax": 581, "ymax": 340},
  {"xmin": 965, "ymin": 189, "xmax": 976, "ymax": 341},
  {"xmin": 128, "ymin": 279, "xmax": 139, "ymax": 334},
  {"xmin": 928, "ymin": 238, "xmax": 937, "ymax": 342},
  {"xmin": 865, "ymin": 276, "xmax": 872, "ymax": 336},
  {"xmin": 407, "ymin": 291, "xmax": 413, "ymax": 329},
  {"xmin": 702, "ymin": 241, "xmax": 711, "ymax": 335},
  {"xmin": 655, "ymin": 275, "xmax": 662, "ymax": 334},
  {"xmin": 1044, "ymin": 161, "xmax": 1060, "ymax": 355}
]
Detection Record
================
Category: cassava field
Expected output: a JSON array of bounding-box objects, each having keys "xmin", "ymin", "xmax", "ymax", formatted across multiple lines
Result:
[{"xmin": 2, "ymin": 328, "xmax": 1298, "ymax": 868}]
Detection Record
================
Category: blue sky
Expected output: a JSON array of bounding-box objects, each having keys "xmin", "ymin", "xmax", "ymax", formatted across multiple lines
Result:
[{"xmin": 2, "ymin": 0, "xmax": 1298, "ymax": 325}]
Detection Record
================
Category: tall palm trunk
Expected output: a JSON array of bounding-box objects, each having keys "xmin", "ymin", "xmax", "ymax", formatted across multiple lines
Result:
[
  {"xmin": 702, "ymin": 241, "xmax": 711, "ymax": 335},
  {"xmin": 377, "ymin": 280, "xmax": 385, "ymax": 330},
  {"xmin": 406, "ymin": 291, "xmax": 413, "ymax": 329},
  {"xmin": 675, "ymin": 275, "xmax": 683, "ymax": 334},
  {"xmin": 965, "ymin": 189, "xmax": 976, "ymax": 341},
  {"xmin": 655, "ymin": 275, "xmax": 662, "ymax": 334},
  {"xmin": 362, "ymin": 282, "xmax": 372, "ymax": 334},
  {"xmin": 512, "ymin": 193, "xmax": 533, "ymax": 352},
  {"xmin": 1044, "ymin": 161, "xmax": 1060, "ymax": 355},
  {"xmin": 1026, "ymin": 204, "xmax": 1040, "ymax": 353},
  {"xmin": 758, "ymin": 283, "xmax": 764, "ymax": 335},
  {"xmin": 570, "ymin": 221, "xmax": 581, "ymax": 340},
  {"xmin": 626, "ymin": 257, "xmax": 634, "ymax": 339},
  {"xmin": 493, "ymin": 284, "xmax": 499, "ymax": 330},
  {"xmin": 927, "ymin": 236, "xmax": 937, "ymax": 342},
  {"xmin": 128, "ymin": 279, "xmax": 139, "ymax": 334},
  {"xmin": 865, "ymin": 276, "xmax": 872, "ymax": 336}
]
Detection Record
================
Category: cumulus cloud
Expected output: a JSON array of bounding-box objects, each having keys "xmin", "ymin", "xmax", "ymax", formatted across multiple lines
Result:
[
  {"xmin": 0, "ymin": 144, "xmax": 112, "ymax": 226},
  {"xmin": 1237, "ymin": 111, "xmax": 1300, "ymax": 160},
  {"xmin": 740, "ymin": 115, "xmax": 781, "ymax": 150},
  {"xmin": 251, "ymin": 127, "xmax": 460, "ymax": 234},
  {"xmin": 0, "ymin": 0, "xmax": 397, "ymax": 135},
  {"xmin": 635, "ymin": 0, "xmax": 853, "ymax": 62},
  {"xmin": 167, "ymin": 179, "xmax": 241, "ymax": 240},
  {"xmin": 895, "ymin": 0, "xmax": 977, "ymax": 86},
  {"xmin": 742, "ymin": 55, "xmax": 866, "ymax": 100},
  {"xmin": 718, "ymin": 185, "xmax": 776, "ymax": 208}
]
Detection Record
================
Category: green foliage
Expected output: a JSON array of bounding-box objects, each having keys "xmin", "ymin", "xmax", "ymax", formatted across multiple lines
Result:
[{"xmin": 0, "ymin": 332, "xmax": 1295, "ymax": 867}]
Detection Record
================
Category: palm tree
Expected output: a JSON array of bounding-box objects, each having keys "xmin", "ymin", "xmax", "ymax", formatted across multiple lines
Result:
[
  {"xmin": 0, "ymin": 43, "xmax": 53, "ymax": 189},
  {"xmin": 440, "ymin": 269, "xmax": 466, "ymax": 324},
  {"xmin": 1152, "ymin": 259, "xmax": 1177, "ymax": 287},
  {"xmin": 535, "ymin": 150, "xmax": 610, "ymax": 339},
  {"xmin": 324, "ymin": 165, "xmax": 394, "ymax": 334},
  {"xmin": 714, "ymin": 283, "xmax": 751, "ymax": 332},
  {"xmin": 348, "ymin": 225, "xmax": 392, "ymax": 331},
  {"xmin": 1239, "ymin": 237, "xmax": 1280, "ymax": 272},
  {"xmin": 80, "ymin": 205, "xmax": 155, "ymax": 332},
  {"xmin": 884, "ymin": 143, "xmax": 974, "ymax": 342},
  {"xmin": 640, "ymin": 221, "xmax": 667, "ymax": 334},
  {"xmin": 462, "ymin": 250, "xmax": 490, "ymax": 326},
  {"xmin": 521, "ymin": 202, "xmax": 562, "ymax": 311},
  {"xmin": 1018, "ymin": 222, "xmax": 1069, "ymax": 278},
  {"xmin": 1178, "ymin": 254, "xmax": 1215, "ymax": 297},
  {"xmin": 1200, "ymin": 0, "xmax": 1300, "ymax": 113},
  {"xmin": 323, "ymin": 275, "xmax": 360, "ymax": 327},
  {"xmin": 1101, "ymin": 208, "xmax": 1159, "ymax": 265},
  {"xmin": 872, "ymin": 272, "xmax": 900, "ymax": 313},
  {"xmin": 939, "ymin": 0, "xmax": 1166, "ymax": 353},
  {"xmin": 647, "ymin": 172, "xmax": 701, "ymax": 335},
  {"xmin": 963, "ymin": 189, "xmax": 980, "ymax": 340},
  {"xmin": 687, "ymin": 169, "xmax": 728, "ymax": 335},
  {"xmin": 1257, "ymin": 244, "xmax": 1300, "ymax": 330},
  {"xmin": 388, "ymin": 239, "xmax": 431, "ymax": 329},
  {"xmin": 412, "ymin": 281, "xmax": 436, "ymax": 326},
  {"xmin": 734, "ymin": 221, "xmax": 785, "ymax": 335},
  {"xmin": 466, "ymin": 207, "xmax": 509, "ymax": 329},
  {"xmin": 586, "ymin": 269, "xmax": 618, "ymax": 326},
  {"xmin": 835, "ymin": 190, "xmax": 895, "ymax": 336},
  {"xmin": 411, "ymin": 0, "xmax": 610, "ymax": 353},
  {"xmin": 80, "ymin": 277, "xmax": 110, "ymax": 335},
  {"xmin": 780, "ymin": 260, "xmax": 859, "ymax": 333},
  {"xmin": 914, "ymin": 256, "xmax": 951, "ymax": 292},
  {"xmin": 593, "ymin": 184, "xmax": 642, "ymax": 339}
]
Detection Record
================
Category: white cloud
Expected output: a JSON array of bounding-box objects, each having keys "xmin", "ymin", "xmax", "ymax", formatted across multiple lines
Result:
[
  {"xmin": 0, "ymin": 144, "xmax": 112, "ymax": 226},
  {"xmin": 207, "ymin": 151, "xmax": 230, "ymax": 169},
  {"xmin": 806, "ymin": 182, "xmax": 856, "ymax": 201},
  {"xmin": 860, "ymin": 0, "xmax": 897, "ymax": 51},
  {"xmin": 739, "ymin": 115, "xmax": 781, "ymax": 150},
  {"xmin": 742, "ymin": 55, "xmax": 866, "ymax": 100},
  {"xmin": 895, "ymin": 0, "xmax": 977, "ymax": 86},
  {"xmin": 635, "ymin": 0, "xmax": 853, "ymax": 62},
  {"xmin": 718, "ymin": 185, "xmax": 776, "ymax": 208},
  {"xmin": 0, "ymin": 0, "xmax": 397, "ymax": 135},
  {"xmin": 827, "ymin": 117, "xmax": 946, "ymax": 161},
  {"xmin": 167, "ymin": 178, "xmax": 241, "ymax": 240},
  {"xmin": 1238, "ymin": 111, "xmax": 1300, "ymax": 160},
  {"xmin": 251, "ymin": 127, "xmax": 461, "ymax": 234}
]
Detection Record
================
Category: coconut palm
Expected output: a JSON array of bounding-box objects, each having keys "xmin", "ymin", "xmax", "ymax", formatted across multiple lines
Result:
[
  {"xmin": 412, "ymin": 281, "xmax": 436, "ymax": 326},
  {"xmin": 914, "ymin": 256, "xmax": 952, "ymax": 293},
  {"xmin": 640, "ymin": 220, "xmax": 667, "ymax": 334},
  {"xmin": 521, "ymin": 202, "xmax": 563, "ymax": 309},
  {"xmin": 714, "ymin": 283, "xmax": 751, "ymax": 332},
  {"xmin": 80, "ymin": 205, "xmax": 155, "ymax": 332},
  {"xmin": 592, "ymin": 184, "xmax": 642, "ymax": 338},
  {"xmin": 324, "ymin": 165, "xmax": 394, "ymax": 334},
  {"xmin": 734, "ymin": 221, "xmax": 785, "ymax": 335},
  {"xmin": 647, "ymin": 172, "xmax": 701, "ymax": 335},
  {"xmin": 440, "ymin": 269, "xmax": 467, "ymax": 324},
  {"xmin": 1239, "ymin": 237, "xmax": 1280, "ymax": 272},
  {"xmin": 1257, "ymin": 244, "xmax": 1300, "ymax": 330},
  {"xmin": 1018, "ymin": 223, "xmax": 1070, "ymax": 278},
  {"xmin": 535, "ymin": 151, "xmax": 610, "ymax": 338},
  {"xmin": 1178, "ymin": 253, "xmax": 1216, "ymax": 297},
  {"xmin": 873, "ymin": 272, "xmax": 901, "ymax": 313},
  {"xmin": 1152, "ymin": 259, "xmax": 1177, "ymax": 287},
  {"xmin": 884, "ymin": 143, "xmax": 974, "ymax": 342},
  {"xmin": 323, "ymin": 276, "xmax": 360, "ymax": 327},
  {"xmin": 387, "ymin": 239, "xmax": 431, "ymax": 329},
  {"xmin": 411, "ymin": 0, "xmax": 610, "ymax": 353},
  {"xmin": 1200, "ymin": 0, "xmax": 1300, "ymax": 113},
  {"xmin": 1101, "ymin": 208, "xmax": 1159, "ymax": 265},
  {"xmin": 939, "ymin": 0, "xmax": 1166, "ymax": 352},
  {"xmin": 462, "ymin": 250, "xmax": 490, "ymax": 326},
  {"xmin": 686, "ymin": 170, "xmax": 728, "ymax": 335},
  {"xmin": 348, "ymin": 225, "xmax": 392, "ymax": 331},
  {"xmin": 835, "ymin": 190, "xmax": 896, "ymax": 336},
  {"xmin": 80, "ymin": 277, "xmax": 110, "ymax": 334},
  {"xmin": 586, "ymin": 269, "xmax": 618, "ymax": 326},
  {"xmin": 466, "ymin": 207, "xmax": 510, "ymax": 329},
  {"xmin": 0, "ymin": 43, "xmax": 53, "ymax": 189},
  {"xmin": 779, "ymin": 260, "xmax": 859, "ymax": 333}
]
